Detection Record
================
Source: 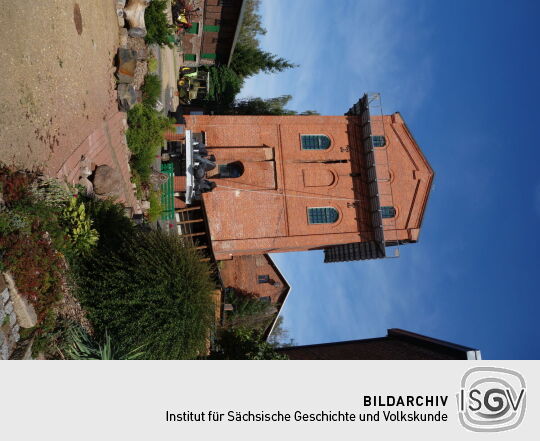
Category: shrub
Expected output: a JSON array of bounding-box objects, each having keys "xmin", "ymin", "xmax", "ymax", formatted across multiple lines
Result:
[
  {"xmin": 10, "ymin": 200, "xmax": 68, "ymax": 253},
  {"xmin": 0, "ymin": 230, "xmax": 64, "ymax": 320},
  {"xmin": 131, "ymin": 171, "xmax": 144, "ymax": 199},
  {"xmin": 126, "ymin": 104, "xmax": 173, "ymax": 184},
  {"xmin": 147, "ymin": 189, "xmax": 162, "ymax": 221},
  {"xmin": 77, "ymin": 196, "xmax": 135, "ymax": 252},
  {"xmin": 223, "ymin": 288, "xmax": 277, "ymax": 331},
  {"xmin": 141, "ymin": 74, "xmax": 162, "ymax": 108},
  {"xmin": 60, "ymin": 197, "xmax": 99, "ymax": 256},
  {"xmin": 62, "ymin": 322, "xmax": 145, "ymax": 360},
  {"xmin": 0, "ymin": 211, "xmax": 30, "ymax": 235},
  {"xmin": 72, "ymin": 229, "xmax": 216, "ymax": 359},
  {"xmin": 210, "ymin": 327, "xmax": 288, "ymax": 360},
  {"xmin": 0, "ymin": 165, "xmax": 38, "ymax": 206},
  {"xmin": 147, "ymin": 56, "xmax": 158, "ymax": 73},
  {"xmin": 145, "ymin": 0, "xmax": 176, "ymax": 47},
  {"xmin": 29, "ymin": 176, "xmax": 72, "ymax": 209}
]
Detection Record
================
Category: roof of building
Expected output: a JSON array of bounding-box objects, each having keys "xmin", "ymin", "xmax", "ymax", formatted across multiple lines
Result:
[
  {"xmin": 278, "ymin": 328, "xmax": 481, "ymax": 360},
  {"xmin": 226, "ymin": 0, "xmax": 247, "ymax": 67},
  {"xmin": 395, "ymin": 112, "xmax": 435, "ymax": 235},
  {"xmin": 263, "ymin": 254, "xmax": 292, "ymax": 340},
  {"xmin": 324, "ymin": 95, "xmax": 434, "ymax": 263}
]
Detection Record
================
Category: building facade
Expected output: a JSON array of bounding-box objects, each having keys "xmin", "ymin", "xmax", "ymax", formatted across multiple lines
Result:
[
  {"xmin": 175, "ymin": 95, "xmax": 434, "ymax": 262},
  {"xmin": 219, "ymin": 254, "xmax": 290, "ymax": 334},
  {"xmin": 220, "ymin": 254, "xmax": 290, "ymax": 305},
  {"xmin": 180, "ymin": 0, "xmax": 245, "ymax": 67}
]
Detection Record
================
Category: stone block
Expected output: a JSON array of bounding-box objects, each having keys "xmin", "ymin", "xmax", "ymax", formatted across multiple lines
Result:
[
  {"xmin": 0, "ymin": 276, "xmax": 7, "ymax": 294},
  {"xmin": 1, "ymin": 342, "xmax": 8, "ymax": 360},
  {"xmin": 117, "ymin": 83, "xmax": 137, "ymax": 111},
  {"xmin": 79, "ymin": 177, "xmax": 94, "ymax": 195},
  {"xmin": 9, "ymin": 332, "xmax": 19, "ymax": 346},
  {"xmin": 1, "ymin": 287, "xmax": 9, "ymax": 304},
  {"xmin": 93, "ymin": 165, "xmax": 123, "ymax": 196},
  {"xmin": 3, "ymin": 272, "xmax": 37, "ymax": 328},
  {"xmin": 117, "ymin": 48, "xmax": 137, "ymax": 83},
  {"xmin": 119, "ymin": 28, "xmax": 129, "ymax": 48}
]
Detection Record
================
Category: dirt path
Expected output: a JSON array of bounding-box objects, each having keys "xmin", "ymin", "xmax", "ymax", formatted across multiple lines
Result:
[{"xmin": 0, "ymin": 0, "xmax": 119, "ymax": 174}]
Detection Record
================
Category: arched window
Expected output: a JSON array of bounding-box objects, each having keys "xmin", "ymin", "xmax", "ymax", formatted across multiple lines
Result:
[
  {"xmin": 301, "ymin": 135, "xmax": 331, "ymax": 150},
  {"xmin": 372, "ymin": 135, "xmax": 386, "ymax": 147},
  {"xmin": 218, "ymin": 161, "xmax": 244, "ymax": 178},
  {"xmin": 307, "ymin": 207, "xmax": 339, "ymax": 224},
  {"xmin": 381, "ymin": 206, "xmax": 396, "ymax": 218}
]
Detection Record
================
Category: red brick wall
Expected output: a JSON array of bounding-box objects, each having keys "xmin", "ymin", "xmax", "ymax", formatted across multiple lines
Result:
[
  {"xmin": 181, "ymin": 0, "xmax": 244, "ymax": 66},
  {"xmin": 164, "ymin": 125, "xmax": 185, "ymax": 141},
  {"xmin": 183, "ymin": 114, "xmax": 433, "ymax": 259},
  {"xmin": 220, "ymin": 255, "xmax": 288, "ymax": 304}
]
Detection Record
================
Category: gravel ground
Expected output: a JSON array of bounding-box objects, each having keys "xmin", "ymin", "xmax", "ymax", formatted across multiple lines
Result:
[{"xmin": 0, "ymin": 0, "xmax": 119, "ymax": 174}]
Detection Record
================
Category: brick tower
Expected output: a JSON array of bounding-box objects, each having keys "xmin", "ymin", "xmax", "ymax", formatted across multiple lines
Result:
[{"xmin": 173, "ymin": 94, "xmax": 434, "ymax": 262}]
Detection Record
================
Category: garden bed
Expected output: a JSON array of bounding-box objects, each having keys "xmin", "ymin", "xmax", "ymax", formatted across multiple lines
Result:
[{"xmin": 0, "ymin": 164, "xmax": 216, "ymax": 359}]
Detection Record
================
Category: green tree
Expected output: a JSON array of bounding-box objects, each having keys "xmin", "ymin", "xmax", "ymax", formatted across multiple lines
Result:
[
  {"xmin": 210, "ymin": 328, "xmax": 288, "ymax": 360},
  {"xmin": 230, "ymin": 44, "xmax": 296, "ymax": 78},
  {"xmin": 201, "ymin": 66, "xmax": 244, "ymax": 113},
  {"xmin": 126, "ymin": 104, "xmax": 173, "ymax": 183},
  {"xmin": 145, "ymin": 0, "xmax": 176, "ymax": 47},
  {"xmin": 237, "ymin": 0, "xmax": 266, "ymax": 49},
  {"xmin": 267, "ymin": 316, "xmax": 295, "ymax": 347},
  {"xmin": 230, "ymin": 95, "xmax": 295, "ymax": 115},
  {"xmin": 229, "ymin": 95, "xmax": 319, "ymax": 116},
  {"xmin": 223, "ymin": 288, "xmax": 278, "ymax": 331},
  {"xmin": 207, "ymin": 66, "xmax": 243, "ymax": 103}
]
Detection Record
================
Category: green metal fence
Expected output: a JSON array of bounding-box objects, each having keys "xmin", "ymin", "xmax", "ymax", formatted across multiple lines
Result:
[{"xmin": 160, "ymin": 162, "xmax": 175, "ymax": 222}]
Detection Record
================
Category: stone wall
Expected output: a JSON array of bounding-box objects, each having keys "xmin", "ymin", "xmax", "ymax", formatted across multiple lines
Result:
[{"xmin": 0, "ymin": 273, "xmax": 37, "ymax": 360}]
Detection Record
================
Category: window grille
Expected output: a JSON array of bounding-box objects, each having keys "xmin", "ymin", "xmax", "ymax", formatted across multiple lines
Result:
[
  {"xmin": 301, "ymin": 135, "xmax": 331, "ymax": 150},
  {"xmin": 372, "ymin": 135, "xmax": 386, "ymax": 147},
  {"xmin": 381, "ymin": 206, "xmax": 396, "ymax": 218},
  {"xmin": 307, "ymin": 207, "xmax": 339, "ymax": 224}
]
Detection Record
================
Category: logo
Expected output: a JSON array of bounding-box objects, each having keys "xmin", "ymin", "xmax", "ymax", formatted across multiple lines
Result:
[{"xmin": 457, "ymin": 367, "xmax": 526, "ymax": 432}]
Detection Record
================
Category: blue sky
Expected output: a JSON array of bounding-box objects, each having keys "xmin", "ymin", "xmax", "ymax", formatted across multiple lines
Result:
[{"xmin": 239, "ymin": 0, "xmax": 540, "ymax": 359}]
